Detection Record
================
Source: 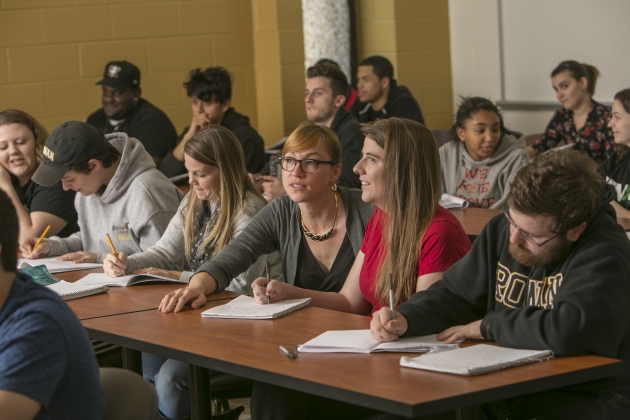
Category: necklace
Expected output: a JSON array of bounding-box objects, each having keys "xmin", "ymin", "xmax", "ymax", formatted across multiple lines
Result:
[{"xmin": 301, "ymin": 192, "xmax": 338, "ymax": 242}]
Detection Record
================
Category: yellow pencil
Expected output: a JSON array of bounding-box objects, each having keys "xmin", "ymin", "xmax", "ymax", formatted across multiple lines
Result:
[
  {"xmin": 32, "ymin": 225, "xmax": 50, "ymax": 253},
  {"xmin": 105, "ymin": 233, "xmax": 119, "ymax": 258}
]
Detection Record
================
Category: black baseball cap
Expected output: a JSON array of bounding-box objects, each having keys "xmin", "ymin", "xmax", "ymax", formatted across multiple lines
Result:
[
  {"xmin": 96, "ymin": 60, "xmax": 140, "ymax": 90},
  {"xmin": 32, "ymin": 121, "xmax": 109, "ymax": 187}
]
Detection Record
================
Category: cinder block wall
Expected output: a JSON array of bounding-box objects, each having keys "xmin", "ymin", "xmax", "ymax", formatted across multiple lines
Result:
[
  {"xmin": 0, "ymin": 0, "xmax": 258, "ymax": 138},
  {"xmin": 357, "ymin": 0, "xmax": 454, "ymax": 130}
]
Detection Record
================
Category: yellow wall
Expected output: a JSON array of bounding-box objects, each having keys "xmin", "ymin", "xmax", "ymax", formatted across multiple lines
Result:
[
  {"xmin": 251, "ymin": 0, "xmax": 305, "ymax": 143},
  {"xmin": 357, "ymin": 0, "xmax": 453, "ymax": 130},
  {"xmin": 0, "ymin": 0, "xmax": 258, "ymax": 137},
  {"xmin": 0, "ymin": 0, "xmax": 453, "ymax": 141}
]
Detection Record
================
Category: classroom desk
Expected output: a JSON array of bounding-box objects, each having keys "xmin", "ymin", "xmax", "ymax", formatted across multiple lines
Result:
[
  {"xmin": 449, "ymin": 208, "xmax": 501, "ymax": 237},
  {"xmin": 450, "ymin": 207, "xmax": 630, "ymax": 237},
  {"xmin": 55, "ymin": 269, "xmax": 239, "ymax": 321},
  {"xmin": 82, "ymin": 302, "xmax": 623, "ymax": 419}
]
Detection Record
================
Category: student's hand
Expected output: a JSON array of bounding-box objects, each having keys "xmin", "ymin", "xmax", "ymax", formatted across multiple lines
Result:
[
  {"xmin": 19, "ymin": 238, "xmax": 51, "ymax": 259},
  {"xmin": 190, "ymin": 112, "xmax": 210, "ymax": 132},
  {"xmin": 370, "ymin": 307, "xmax": 409, "ymax": 342},
  {"xmin": 103, "ymin": 252, "xmax": 129, "ymax": 277},
  {"xmin": 158, "ymin": 284, "xmax": 206, "ymax": 313},
  {"xmin": 437, "ymin": 320, "xmax": 483, "ymax": 344},
  {"xmin": 261, "ymin": 175, "xmax": 286, "ymax": 201},
  {"xmin": 248, "ymin": 173, "xmax": 264, "ymax": 192},
  {"xmin": 0, "ymin": 164, "xmax": 12, "ymax": 191},
  {"xmin": 133, "ymin": 267, "xmax": 182, "ymax": 280},
  {"xmin": 58, "ymin": 251, "xmax": 98, "ymax": 264},
  {"xmin": 251, "ymin": 278, "xmax": 287, "ymax": 304}
]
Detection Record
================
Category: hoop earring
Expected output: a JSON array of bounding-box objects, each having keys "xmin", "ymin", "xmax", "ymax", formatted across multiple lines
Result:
[{"xmin": 330, "ymin": 182, "xmax": 338, "ymax": 192}]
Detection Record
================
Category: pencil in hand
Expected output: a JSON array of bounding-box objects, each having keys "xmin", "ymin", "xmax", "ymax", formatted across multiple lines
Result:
[
  {"xmin": 32, "ymin": 225, "xmax": 51, "ymax": 253},
  {"xmin": 265, "ymin": 260, "xmax": 271, "ymax": 305},
  {"xmin": 388, "ymin": 273, "xmax": 395, "ymax": 321},
  {"xmin": 105, "ymin": 233, "xmax": 118, "ymax": 258}
]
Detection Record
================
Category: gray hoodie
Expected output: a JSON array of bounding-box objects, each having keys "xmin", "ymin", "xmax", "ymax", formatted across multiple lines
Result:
[
  {"xmin": 47, "ymin": 133, "xmax": 183, "ymax": 262},
  {"xmin": 125, "ymin": 191, "xmax": 283, "ymax": 294},
  {"xmin": 439, "ymin": 133, "xmax": 529, "ymax": 209}
]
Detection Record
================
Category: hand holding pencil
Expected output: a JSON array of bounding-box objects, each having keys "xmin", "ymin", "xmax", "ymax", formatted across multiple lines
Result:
[{"xmin": 19, "ymin": 225, "xmax": 52, "ymax": 259}]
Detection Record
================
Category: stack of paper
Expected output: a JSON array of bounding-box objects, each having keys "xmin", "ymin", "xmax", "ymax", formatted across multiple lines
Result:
[
  {"xmin": 201, "ymin": 295, "xmax": 311, "ymax": 319},
  {"xmin": 400, "ymin": 344, "xmax": 554, "ymax": 376},
  {"xmin": 75, "ymin": 272, "xmax": 186, "ymax": 287},
  {"xmin": 298, "ymin": 330, "xmax": 459, "ymax": 354},
  {"xmin": 46, "ymin": 281, "xmax": 108, "ymax": 301},
  {"xmin": 439, "ymin": 194, "xmax": 469, "ymax": 210},
  {"xmin": 19, "ymin": 257, "xmax": 102, "ymax": 273}
]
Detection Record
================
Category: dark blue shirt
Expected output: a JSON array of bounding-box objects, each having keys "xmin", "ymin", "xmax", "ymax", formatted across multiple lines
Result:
[{"xmin": 0, "ymin": 273, "xmax": 105, "ymax": 419}]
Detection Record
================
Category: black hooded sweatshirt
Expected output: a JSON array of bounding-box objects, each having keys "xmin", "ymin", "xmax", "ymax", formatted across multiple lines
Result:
[{"xmin": 398, "ymin": 185, "xmax": 630, "ymax": 402}]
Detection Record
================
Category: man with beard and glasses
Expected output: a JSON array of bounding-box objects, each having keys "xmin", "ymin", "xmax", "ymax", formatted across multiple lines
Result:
[{"xmin": 371, "ymin": 150, "xmax": 630, "ymax": 420}]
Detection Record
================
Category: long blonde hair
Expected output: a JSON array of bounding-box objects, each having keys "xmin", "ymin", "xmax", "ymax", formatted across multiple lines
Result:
[
  {"xmin": 360, "ymin": 118, "xmax": 441, "ymax": 306},
  {"xmin": 183, "ymin": 126, "xmax": 265, "ymax": 260}
]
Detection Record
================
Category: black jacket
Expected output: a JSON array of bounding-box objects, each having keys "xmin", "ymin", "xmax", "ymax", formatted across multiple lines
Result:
[
  {"xmin": 159, "ymin": 108, "xmax": 266, "ymax": 177},
  {"xmin": 330, "ymin": 108, "xmax": 362, "ymax": 188},
  {"xmin": 397, "ymin": 185, "xmax": 630, "ymax": 398},
  {"xmin": 350, "ymin": 82, "xmax": 424, "ymax": 125},
  {"xmin": 87, "ymin": 98, "xmax": 177, "ymax": 159}
]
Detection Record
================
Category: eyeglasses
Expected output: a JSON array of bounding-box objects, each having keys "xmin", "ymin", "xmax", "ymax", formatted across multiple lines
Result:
[
  {"xmin": 503, "ymin": 210, "xmax": 560, "ymax": 247},
  {"xmin": 278, "ymin": 157, "xmax": 335, "ymax": 174}
]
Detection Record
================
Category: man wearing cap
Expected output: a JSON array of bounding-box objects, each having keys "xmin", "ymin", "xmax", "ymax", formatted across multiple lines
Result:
[
  {"xmin": 20, "ymin": 121, "xmax": 183, "ymax": 264},
  {"xmin": 87, "ymin": 61, "xmax": 177, "ymax": 165}
]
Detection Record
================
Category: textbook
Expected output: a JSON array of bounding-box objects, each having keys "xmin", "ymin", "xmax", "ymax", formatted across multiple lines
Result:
[
  {"xmin": 400, "ymin": 344, "xmax": 554, "ymax": 376},
  {"xmin": 46, "ymin": 280, "xmax": 108, "ymax": 301},
  {"xmin": 298, "ymin": 330, "xmax": 460, "ymax": 354},
  {"xmin": 18, "ymin": 257, "xmax": 102, "ymax": 273},
  {"xmin": 201, "ymin": 295, "xmax": 311, "ymax": 319},
  {"xmin": 75, "ymin": 272, "xmax": 187, "ymax": 287},
  {"xmin": 438, "ymin": 194, "xmax": 469, "ymax": 210}
]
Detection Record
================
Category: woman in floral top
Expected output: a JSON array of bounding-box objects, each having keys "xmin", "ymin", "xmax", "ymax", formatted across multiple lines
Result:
[{"xmin": 527, "ymin": 60, "xmax": 613, "ymax": 164}]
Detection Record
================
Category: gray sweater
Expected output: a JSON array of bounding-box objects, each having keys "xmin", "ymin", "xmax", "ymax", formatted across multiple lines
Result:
[
  {"xmin": 196, "ymin": 187, "xmax": 374, "ymax": 292},
  {"xmin": 439, "ymin": 133, "xmax": 530, "ymax": 209},
  {"xmin": 125, "ymin": 191, "xmax": 283, "ymax": 294},
  {"xmin": 47, "ymin": 133, "xmax": 183, "ymax": 262}
]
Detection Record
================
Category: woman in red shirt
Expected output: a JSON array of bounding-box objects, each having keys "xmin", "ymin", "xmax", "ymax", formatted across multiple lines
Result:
[{"xmin": 253, "ymin": 117, "xmax": 471, "ymax": 315}]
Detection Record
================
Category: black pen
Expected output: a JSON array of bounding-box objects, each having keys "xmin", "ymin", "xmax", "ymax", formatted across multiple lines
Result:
[
  {"xmin": 389, "ymin": 273, "xmax": 395, "ymax": 321},
  {"xmin": 265, "ymin": 261, "xmax": 270, "ymax": 305}
]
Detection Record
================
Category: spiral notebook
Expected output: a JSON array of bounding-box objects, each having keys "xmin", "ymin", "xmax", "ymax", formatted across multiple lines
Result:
[
  {"xmin": 400, "ymin": 344, "xmax": 554, "ymax": 376},
  {"xmin": 201, "ymin": 295, "xmax": 311, "ymax": 319},
  {"xmin": 298, "ymin": 330, "xmax": 460, "ymax": 354},
  {"xmin": 46, "ymin": 280, "xmax": 109, "ymax": 301}
]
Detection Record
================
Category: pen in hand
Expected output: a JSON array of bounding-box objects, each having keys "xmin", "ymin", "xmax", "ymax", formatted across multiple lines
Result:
[
  {"xmin": 265, "ymin": 261, "xmax": 270, "ymax": 305},
  {"xmin": 389, "ymin": 273, "xmax": 395, "ymax": 321},
  {"xmin": 32, "ymin": 225, "xmax": 51, "ymax": 254},
  {"xmin": 105, "ymin": 233, "xmax": 119, "ymax": 259}
]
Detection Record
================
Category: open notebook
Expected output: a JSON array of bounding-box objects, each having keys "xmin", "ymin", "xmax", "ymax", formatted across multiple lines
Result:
[
  {"xmin": 75, "ymin": 272, "xmax": 187, "ymax": 287},
  {"xmin": 400, "ymin": 344, "xmax": 554, "ymax": 376},
  {"xmin": 298, "ymin": 330, "xmax": 460, "ymax": 354},
  {"xmin": 46, "ymin": 281, "xmax": 108, "ymax": 301},
  {"xmin": 201, "ymin": 295, "xmax": 311, "ymax": 319},
  {"xmin": 438, "ymin": 194, "xmax": 469, "ymax": 210},
  {"xmin": 18, "ymin": 257, "xmax": 102, "ymax": 273}
]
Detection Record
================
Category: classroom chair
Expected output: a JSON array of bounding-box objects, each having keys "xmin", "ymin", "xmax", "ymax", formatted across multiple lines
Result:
[{"xmin": 100, "ymin": 367, "xmax": 159, "ymax": 420}]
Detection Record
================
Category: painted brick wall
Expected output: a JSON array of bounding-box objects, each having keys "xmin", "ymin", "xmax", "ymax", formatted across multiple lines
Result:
[
  {"xmin": 0, "ymin": 0, "xmax": 258, "ymax": 139},
  {"xmin": 357, "ymin": 0, "xmax": 454, "ymax": 130}
]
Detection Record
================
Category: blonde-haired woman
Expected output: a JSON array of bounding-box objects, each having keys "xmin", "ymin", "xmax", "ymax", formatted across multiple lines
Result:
[
  {"xmin": 0, "ymin": 109, "xmax": 78, "ymax": 242},
  {"xmin": 158, "ymin": 121, "xmax": 374, "ymax": 313},
  {"xmin": 250, "ymin": 118, "xmax": 472, "ymax": 420},
  {"xmin": 103, "ymin": 125, "xmax": 281, "ymax": 420}
]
